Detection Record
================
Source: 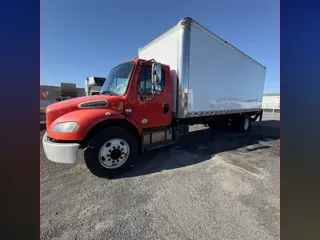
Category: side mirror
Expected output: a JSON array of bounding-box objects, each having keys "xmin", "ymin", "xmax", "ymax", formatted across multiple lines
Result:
[
  {"xmin": 152, "ymin": 62, "xmax": 162, "ymax": 95},
  {"xmin": 152, "ymin": 62, "xmax": 162, "ymax": 85}
]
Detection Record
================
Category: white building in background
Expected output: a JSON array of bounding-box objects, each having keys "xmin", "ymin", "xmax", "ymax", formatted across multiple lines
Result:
[{"xmin": 262, "ymin": 93, "xmax": 280, "ymax": 113}]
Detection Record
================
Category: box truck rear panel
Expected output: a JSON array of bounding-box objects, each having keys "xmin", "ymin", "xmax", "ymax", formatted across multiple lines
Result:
[{"xmin": 188, "ymin": 21, "xmax": 266, "ymax": 116}]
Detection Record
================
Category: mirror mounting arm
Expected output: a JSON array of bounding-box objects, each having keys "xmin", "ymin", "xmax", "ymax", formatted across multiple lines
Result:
[
  {"xmin": 139, "ymin": 59, "xmax": 155, "ymax": 66},
  {"xmin": 143, "ymin": 90, "xmax": 155, "ymax": 101}
]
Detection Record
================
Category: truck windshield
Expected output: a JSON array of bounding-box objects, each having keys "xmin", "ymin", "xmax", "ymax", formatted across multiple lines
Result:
[{"xmin": 100, "ymin": 62, "xmax": 134, "ymax": 96}]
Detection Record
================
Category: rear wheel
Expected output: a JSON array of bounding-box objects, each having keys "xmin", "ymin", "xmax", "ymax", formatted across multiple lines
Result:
[
  {"xmin": 84, "ymin": 127, "xmax": 138, "ymax": 178},
  {"xmin": 232, "ymin": 115, "xmax": 251, "ymax": 132}
]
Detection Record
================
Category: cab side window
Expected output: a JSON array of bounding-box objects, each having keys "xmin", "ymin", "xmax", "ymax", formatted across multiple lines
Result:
[{"xmin": 137, "ymin": 66, "xmax": 165, "ymax": 94}]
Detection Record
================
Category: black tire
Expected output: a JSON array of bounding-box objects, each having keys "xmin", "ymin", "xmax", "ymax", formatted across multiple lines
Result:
[
  {"xmin": 231, "ymin": 115, "xmax": 252, "ymax": 132},
  {"xmin": 84, "ymin": 127, "xmax": 138, "ymax": 178}
]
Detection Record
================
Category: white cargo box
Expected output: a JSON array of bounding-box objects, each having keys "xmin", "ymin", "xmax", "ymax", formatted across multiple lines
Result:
[{"xmin": 138, "ymin": 17, "xmax": 266, "ymax": 119}]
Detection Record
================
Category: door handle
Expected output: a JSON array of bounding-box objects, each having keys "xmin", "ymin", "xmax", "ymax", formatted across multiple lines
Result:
[
  {"xmin": 163, "ymin": 103, "xmax": 169, "ymax": 114},
  {"xmin": 140, "ymin": 96, "xmax": 147, "ymax": 101}
]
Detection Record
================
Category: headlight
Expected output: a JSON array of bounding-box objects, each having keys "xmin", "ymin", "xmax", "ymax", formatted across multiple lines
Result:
[{"xmin": 52, "ymin": 122, "xmax": 79, "ymax": 133}]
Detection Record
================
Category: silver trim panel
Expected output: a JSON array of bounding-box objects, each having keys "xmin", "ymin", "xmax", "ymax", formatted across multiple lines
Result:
[{"xmin": 186, "ymin": 108, "xmax": 261, "ymax": 117}]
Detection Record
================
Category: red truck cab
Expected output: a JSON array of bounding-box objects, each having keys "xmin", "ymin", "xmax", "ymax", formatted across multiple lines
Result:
[{"xmin": 43, "ymin": 59, "xmax": 174, "ymax": 178}]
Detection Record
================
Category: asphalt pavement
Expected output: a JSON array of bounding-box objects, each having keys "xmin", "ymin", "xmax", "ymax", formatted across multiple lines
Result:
[{"xmin": 40, "ymin": 113, "xmax": 280, "ymax": 240}]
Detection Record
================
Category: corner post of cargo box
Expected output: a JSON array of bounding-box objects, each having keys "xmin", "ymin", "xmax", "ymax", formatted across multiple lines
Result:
[{"xmin": 177, "ymin": 17, "xmax": 192, "ymax": 120}]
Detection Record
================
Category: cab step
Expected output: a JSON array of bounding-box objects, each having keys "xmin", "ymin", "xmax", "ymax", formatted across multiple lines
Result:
[{"xmin": 144, "ymin": 140, "xmax": 176, "ymax": 151}]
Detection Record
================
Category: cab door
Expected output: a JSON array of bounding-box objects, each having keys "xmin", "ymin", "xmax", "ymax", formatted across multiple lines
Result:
[{"xmin": 131, "ymin": 64, "xmax": 171, "ymax": 129}]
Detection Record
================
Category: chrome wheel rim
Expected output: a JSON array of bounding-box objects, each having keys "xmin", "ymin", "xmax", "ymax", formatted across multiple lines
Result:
[
  {"xmin": 98, "ymin": 138, "xmax": 130, "ymax": 169},
  {"xmin": 244, "ymin": 117, "xmax": 249, "ymax": 130}
]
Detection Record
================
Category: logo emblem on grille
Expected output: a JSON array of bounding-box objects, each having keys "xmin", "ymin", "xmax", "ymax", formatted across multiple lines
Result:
[{"xmin": 41, "ymin": 91, "xmax": 49, "ymax": 99}]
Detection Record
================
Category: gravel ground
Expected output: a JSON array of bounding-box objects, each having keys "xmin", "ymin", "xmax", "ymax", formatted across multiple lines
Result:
[{"xmin": 41, "ymin": 113, "xmax": 280, "ymax": 240}]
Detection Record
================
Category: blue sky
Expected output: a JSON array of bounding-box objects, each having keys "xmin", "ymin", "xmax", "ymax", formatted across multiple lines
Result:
[{"xmin": 41, "ymin": 0, "xmax": 279, "ymax": 93}]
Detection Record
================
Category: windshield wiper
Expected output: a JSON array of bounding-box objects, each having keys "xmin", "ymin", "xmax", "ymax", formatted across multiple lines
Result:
[{"xmin": 100, "ymin": 90, "xmax": 114, "ymax": 96}]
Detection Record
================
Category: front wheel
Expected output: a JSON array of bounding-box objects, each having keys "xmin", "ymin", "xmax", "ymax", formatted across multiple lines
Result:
[{"xmin": 84, "ymin": 127, "xmax": 138, "ymax": 178}]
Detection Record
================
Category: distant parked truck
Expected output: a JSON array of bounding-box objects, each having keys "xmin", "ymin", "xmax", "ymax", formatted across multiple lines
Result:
[
  {"xmin": 85, "ymin": 77, "xmax": 106, "ymax": 96},
  {"xmin": 43, "ymin": 17, "xmax": 266, "ymax": 178}
]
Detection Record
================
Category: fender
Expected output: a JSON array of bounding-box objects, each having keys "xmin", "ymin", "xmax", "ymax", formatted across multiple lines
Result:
[
  {"xmin": 47, "ymin": 108, "xmax": 128, "ymax": 141},
  {"xmin": 82, "ymin": 113, "xmax": 143, "ymax": 138},
  {"xmin": 122, "ymin": 116, "xmax": 142, "ymax": 134}
]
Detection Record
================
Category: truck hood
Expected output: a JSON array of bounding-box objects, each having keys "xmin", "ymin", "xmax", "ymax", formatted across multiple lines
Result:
[{"xmin": 46, "ymin": 95, "xmax": 125, "ymax": 125}]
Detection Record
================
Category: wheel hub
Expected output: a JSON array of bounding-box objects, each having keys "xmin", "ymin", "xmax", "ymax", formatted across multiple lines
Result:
[
  {"xmin": 110, "ymin": 149, "xmax": 122, "ymax": 160},
  {"xmin": 98, "ymin": 138, "xmax": 130, "ymax": 169}
]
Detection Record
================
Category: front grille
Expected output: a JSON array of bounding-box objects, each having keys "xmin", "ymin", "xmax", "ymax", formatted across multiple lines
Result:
[{"xmin": 78, "ymin": 100, "xmax": 108, "ymax": 108}]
